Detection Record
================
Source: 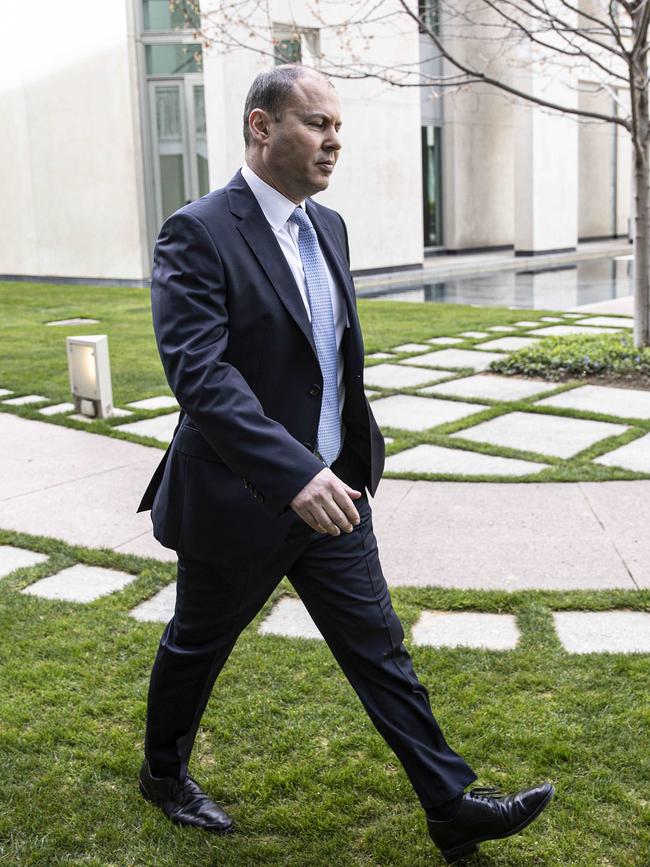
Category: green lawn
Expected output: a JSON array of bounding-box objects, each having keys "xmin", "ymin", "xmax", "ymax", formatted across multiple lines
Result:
[
  {"xmin": 2, "ymin": 280, "xmax": 646, "ymax": 482},
  {"xmin": 0, "ymin": 529, "xmax": 648, "ymax": 866}
]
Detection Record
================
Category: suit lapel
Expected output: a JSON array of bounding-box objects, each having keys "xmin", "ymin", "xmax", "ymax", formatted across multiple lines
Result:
[{"xmin": 227, "ymin": 171, "xmax": 317, "ymax": 356}]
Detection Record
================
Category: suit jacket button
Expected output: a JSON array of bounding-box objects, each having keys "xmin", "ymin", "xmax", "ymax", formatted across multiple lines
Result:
[{"xmin": 308, "ymin": 384, "xmax": 321, "ymax": 396}]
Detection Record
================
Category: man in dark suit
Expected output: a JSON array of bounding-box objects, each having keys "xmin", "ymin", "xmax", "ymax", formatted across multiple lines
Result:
[{"xmin": 137, "ymin": 64, "xmax": 553, "ymax": 863}]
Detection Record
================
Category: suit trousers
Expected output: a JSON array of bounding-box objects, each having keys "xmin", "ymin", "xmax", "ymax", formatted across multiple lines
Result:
[{"xmin": 144, "ymin": 445, "xmax": 477, "ymax": 809}]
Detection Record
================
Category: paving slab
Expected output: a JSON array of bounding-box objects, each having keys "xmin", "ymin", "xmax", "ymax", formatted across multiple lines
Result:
[
  {"xmin": 528, "ymin": 324, "xmax": 623, "ymax": 337},
  {"xmin": 45, "ymin": 318, "xmax": 100, "ymax": 326},
  {"xmin": 574, "ymin": 316, "xmax": 634, "ymax": 329},
  {"xmin": 115, "ymin": 412, "xmax": 180, "ymax": 444},
  {"xmin": 476, "ymin": 336, "xmax": 540, "ymax": 352},
  {"xmin": 392, "ymin": 343, "xmax": 431, "ymax": 353},
  {"xmin": 569, "ymin": 296, "xmax": 633, "ymax": 315},
  {"xmin": 371, "ymin": 394, "xmax": 488, "ymax": 431},
  {"xmin": 514, "ymin": 321, "xmax": 541, "ymax": 327},
  {"xmin": 259, "ymin": 596, "xmax": 323, "ymax": 639},
  {"xmin": 540, "ymin": 317, "xmax": 563, "ymax": 322},
  {"xmin": 365, "ymin": 389, "xmax": 380, "ymax": 398},
  {"xmin": 537, "ymin": 385, "xmax": 650, "ymax": 419},
  {"xmin": 0, "ymin": 545, "xmax": 48, "ymax": 579},
  {"xmin": 422, "ymin": 374, "xmax": 557, "ymax": 402},
  {"xmin": 21, "ymin": 563, "xmax": 136, "ymax": 602},
  {"xmin": 411, "ymin": 611, "xmax": 520, "ymax": 650},
  {"xmin": 371, "ymin": 479, "xmax": 643, "ymax": 589},
  {"xmin": 384, "ymin": 444, "xmax": 548, "ymax": 476},
  {"xmin": 2, "ymin": 395, "xmax": 48, "ymax": 406},
  {"xmin": 384, "ymin": 436, "xmax": 395, "ymax": 445},
  {"xmin": 0, "ymin": 389, "xmax": 13, "ymax": 397},
  {"xmin": 486, "ymin": 326, "xmax": 517, "ymax": 332},
  {"xmin": 452, "ymin": 411, "xmax": 628, "ymax": 458},
  {"xmin": 126, "ymin": 396, "xmax": 179, "ymax": 411},
  {"xmin": 37, "ymin": 402, "xmax": 76, "ymax": 416},
  {"xmin": 401, "ymin": 349, "xmax": 504, "ymax": 372},
  {"xmin": 563, "ymin": 313, "xmax": 582, "ymax": 318},
  {"xmin": 427, "ymin": 337, "xmax": 464, "ymax": 345},
  {"xmin": 69, "ymin": 414, "xmax": 93, "ymax": 423},
  {"xmin": 459, "ymin": 331, "xmax": 489, "ymax": 339},
  {"xmin": 364, "ymin": 364, "xmax": 450, "ymax": 390},
  {"xmin": 594, "ymin": 432, "xmax": 650, "ymax": 473},
  {"xmin": 130, "ymin": 583, "xmax": 177, "ymax": 622},
  {"xmin": 366, "ymin": 352, "xmax": 394, "ymax": 360},
  {"xmin": 553, "ymin": 611, "xmax": 650, "ymax": 653}
]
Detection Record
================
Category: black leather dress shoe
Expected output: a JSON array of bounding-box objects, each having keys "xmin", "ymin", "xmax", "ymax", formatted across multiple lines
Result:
[
  {"xmin": 427, "ymin": 783, "xmax": 554, "ymax": 864},
  {"xmin": 139, "ymin": 760, "xmax": 234, "ymax": 833}
]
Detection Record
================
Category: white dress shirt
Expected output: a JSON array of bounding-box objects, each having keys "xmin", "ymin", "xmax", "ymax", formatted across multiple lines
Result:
[{"xmin": 240, "ymin": 162, "xmax": 348, "ymax": 426}]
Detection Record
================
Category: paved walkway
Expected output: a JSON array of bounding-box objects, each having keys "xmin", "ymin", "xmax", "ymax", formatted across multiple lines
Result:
[{"xmin": 1, "ymin": 412, "xmax": 647, "ymax": 591}]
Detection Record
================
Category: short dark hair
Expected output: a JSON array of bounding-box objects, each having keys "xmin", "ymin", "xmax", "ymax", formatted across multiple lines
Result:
[{"xmin": 242, "ymin": 65, "xmax": 313, "ymax": 148}]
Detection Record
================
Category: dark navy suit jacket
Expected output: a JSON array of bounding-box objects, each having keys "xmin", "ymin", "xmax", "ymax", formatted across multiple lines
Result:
[{"xmin": 138, "ymin": 169, "xmax": 385, "ymax": 565}]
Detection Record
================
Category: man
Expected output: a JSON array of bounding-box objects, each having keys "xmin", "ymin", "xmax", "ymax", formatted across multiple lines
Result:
[{"xmin": 137, "ymin": 64, "xmax": 553, "ymax": 863}]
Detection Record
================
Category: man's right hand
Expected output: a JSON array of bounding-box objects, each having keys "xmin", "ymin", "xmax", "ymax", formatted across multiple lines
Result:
[{"xmin": 290, "ymin": 468, "xmax": 362, "ymax": 536}]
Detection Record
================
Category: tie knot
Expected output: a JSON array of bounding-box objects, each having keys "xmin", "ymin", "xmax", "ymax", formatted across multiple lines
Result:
[{"xmin": 289, "ymin": 206, "xmax": 312, "ymax": 231}]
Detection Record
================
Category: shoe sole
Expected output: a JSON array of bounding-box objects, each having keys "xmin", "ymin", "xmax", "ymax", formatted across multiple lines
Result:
[
  {"xmin": 139, "ymin": 780, "xmax": 235, "ymax": 835},
  {"xmin": 440, "ymin": 785, "xmax": 555, "ymax": 864}
]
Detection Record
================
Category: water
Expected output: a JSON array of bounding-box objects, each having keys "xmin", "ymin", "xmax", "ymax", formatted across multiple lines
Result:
[{"xmin": 359, "ymin": 254, "xmax": 634, "ymax": 309}]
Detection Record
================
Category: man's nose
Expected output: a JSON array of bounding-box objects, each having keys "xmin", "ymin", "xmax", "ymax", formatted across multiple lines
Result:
[{"xmin": 324, "ymin": 128, "xmax": 342, "ymax": 150}]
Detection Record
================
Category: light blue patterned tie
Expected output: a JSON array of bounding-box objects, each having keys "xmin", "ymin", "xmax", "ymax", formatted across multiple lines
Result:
[{"xmin": 289, "ymin": 206, "xmax": 341, "ymax": 465}]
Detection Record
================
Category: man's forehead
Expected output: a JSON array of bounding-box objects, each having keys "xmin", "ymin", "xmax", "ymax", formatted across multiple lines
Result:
[{"xmin": 289, "ymin": 74, "xmax": 341, "ymax": 116}]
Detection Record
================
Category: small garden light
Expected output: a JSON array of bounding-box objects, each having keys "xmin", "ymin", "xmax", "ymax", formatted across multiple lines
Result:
[{"xmin": 66, "ymin": 335, "xmax": 114, "ymax": 419}]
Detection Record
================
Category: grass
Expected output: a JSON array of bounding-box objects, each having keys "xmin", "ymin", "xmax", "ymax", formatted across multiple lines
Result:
[
  {"xmin": 0, "ymin": 528, "xmax": 649, "ymax": 866},
  {"xmin": 0, "ymin": 281, "xmax": 647, "ymax": 481}
]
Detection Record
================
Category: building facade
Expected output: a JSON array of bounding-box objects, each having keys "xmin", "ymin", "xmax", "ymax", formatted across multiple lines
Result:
[{"xmin": 0, "ymin": 0, "xmax": 631, "ymax": 284}]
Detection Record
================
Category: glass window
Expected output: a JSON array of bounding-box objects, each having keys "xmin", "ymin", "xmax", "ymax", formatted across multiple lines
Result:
[
  {"xmin": 418, "ymin": 0, "xmax": 439, "ymax": 34},
  {"xmin": 142, "ymin": 0, "xmax": 200, "ymax": 31},
  {"xmin": 273, "ymin": 27, "xmax": 302, "ymax": 64},
  {"xmin": 146, "ymin": 43, "xmax": 203, "ymax": 75},
  {"xmin": 422, "ymin": 125, "xmax": 442, "ymax": 247},
  {"xmin": 193, "ymin": 85, "xmax": 209, "ymax": 197},
  {"xmin": 153, "ymin": 84, "xmax": 188, "ymax": 219}
]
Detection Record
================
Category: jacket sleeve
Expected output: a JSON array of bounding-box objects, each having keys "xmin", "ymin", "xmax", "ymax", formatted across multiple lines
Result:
[{"xmin": 150, "ymin": 209, "xmax": 325, "ymax": 517}]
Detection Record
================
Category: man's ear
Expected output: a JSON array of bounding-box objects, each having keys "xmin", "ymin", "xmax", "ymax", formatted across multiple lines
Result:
[{"xmin": 248, "ymin": 108, "xmax": 271, "ymax": 145}]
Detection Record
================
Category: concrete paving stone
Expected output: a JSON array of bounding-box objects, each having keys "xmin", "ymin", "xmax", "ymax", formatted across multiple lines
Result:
[
  {"xmin": 129, "ymin": 583, "xmax": 176, "ymax": 622},
  {"xmin": 537, "ymin": 385, "xmax": 650, "ymax": 419},
  {"xmin": 0, "ymin": 545, "xmax": 48, "ymax": 579},
  {"xmin": 540, "ymin": 316, "xmax": 563, "ymax": 322},
  {"xmin": 514, "ymin": 321, "xmax": 541, "ymax": 327},
  {"xmin": 574, "ymin": 316, "xmax": 634, "ymax": 329},
  {"xmin": 371, "ymin": 394, "xmax": 488, "ymax": 432},
  {"xmin": 38, "ymin": 402, "xmax": 76, "ymax": 416},
  {"xmin": 459, "ymin": 331, "xmax": 489, "ymax": 339},
  {"xmin": 553, "ymin": 611, "xmax": 650, "ymax": 653},
  {"xmin": 563, "ymin": 313, "xmax": 582, "ymax": 318},
  {"xmin": 391, "ymin": 343, "xmax": 431, "ymax": 353},
  {"xmin": 113, "ymin": 532, "xmax": 178, "ymax": 562},
  {"xmin": 259, "ymin": 596, "xmax": 323, "ymax": 640},
  {"xmin": 422, "ymin": 374, "xmax": 558, "ymax": 402},
  {"xmin": 486, "ymin": 326, "xmax": 517, "ymax": 332},
  {"xmin": 2, "ymin": 395, "xmax": 48, "ymax": 406},
  {"xmin": 569, "ymin": 296, "xmax": 633, "ymax": 315},
  {"xmin": 364, "ymin": 364, "xmax": 450, "ymax": 390},
  {"xmin": 0, "ymin": 389, "xmax": 13, "ymax": 397},
  {"xmin": 427, "ymin": 337, "xmax": 465, "ymax": 345},
  {"xmin": 45, "ymin": 318, "xmax": 100, "ymax": 326},
  {"xmin": 371, "ymin": 479, "xmax": 640, "ymax": 589},
  {"xmin": 109, "ymin": 407, "xmax": 133, "ymax": 418},
  {"xmin": 452, "ymin": 411, "xmax": 628, "ymax": 458},
  {"xmin": 21, "ymin": 563, "xmax": 136, "ymax": 603},
  {"xmin": 528, "ymin": 324, "xmax": 623, "ymax": 337},
  {"xmin": 384, "ymin": 436, "xmax": 395, "ymax": 444},
  {"xmin": 476, "ymin": 336, "xmax": 540, "ymax": 352},
  {"xmin": 411, "ymin": 611, "xmax": 520, "ymax": 650},
  {"xmin": 595, "ymin": 433, "xmax": 650, "ymax": 472},
  {"xmin": 366, "ymin": 352, "xmax": 395, "ymax": 359},
  {"xmin": 126, "ymin": 396, "xmax": 179, "ymax": 411},
  {"xmin": 384, "ymin": 444, "xmax": 548, "ymax": 476},
  {"xmin": 365, "ymin": 389, "xmax": 380, "ymax": 398},
  {"xmin": 69, "ymin": 414, "xmax": 93, "ymax": 423},
  {"xmin": 114, "ymin": 412, "xmax": 180, "ymax": 444},
  {"xmin": 401, "ymin": 349, "xmax": 506, "ymax": 372}
]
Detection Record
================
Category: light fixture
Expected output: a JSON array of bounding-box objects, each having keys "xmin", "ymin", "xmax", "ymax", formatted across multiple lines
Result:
[{"xmin": 66, "ymin": 335, "xmax": 114, "ymax": 418}]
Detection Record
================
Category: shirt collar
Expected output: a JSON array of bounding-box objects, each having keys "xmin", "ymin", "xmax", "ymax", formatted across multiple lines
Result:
[{"xmin": 241, "ymin": 162, "xmax": 305, "ymax": 230}]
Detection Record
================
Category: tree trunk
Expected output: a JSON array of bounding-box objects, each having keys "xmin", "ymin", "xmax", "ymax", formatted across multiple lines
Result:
[{"xmin": 633, "ymin": 139, "xmax": 650, "ymax": 347}]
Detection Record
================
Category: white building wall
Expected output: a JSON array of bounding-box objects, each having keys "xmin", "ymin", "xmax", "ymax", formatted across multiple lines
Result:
[
  {"xmin": 0, "ymin": 0, "xmax": 148, "ymax": 281},
  {"xmin": 201, "ymin": 0, "xmax": 423, "ymax": 273}
]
